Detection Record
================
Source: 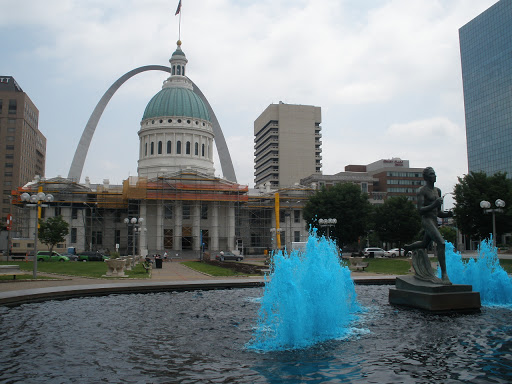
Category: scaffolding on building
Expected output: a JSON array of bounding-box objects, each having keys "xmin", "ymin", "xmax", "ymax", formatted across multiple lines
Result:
[
  {"xmin": 11, "ymin": 174, "xmax": 317, "ymax": 257},
  {"xmin": 11, "ymin": 171, "xmax": 251, "ymax": 256}
]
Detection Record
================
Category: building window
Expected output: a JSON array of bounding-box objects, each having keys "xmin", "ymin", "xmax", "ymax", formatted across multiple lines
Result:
[
  {"xmin": 151, "ymin": 142, "xmax": 154, "ymax": 155},
  {"xmin": 115, "ymin": 229, "xmax": 120, "ymax": 246},
  {"xmin": 8, "ymin": 99, "xmax": 16, "ymax": 114},
  {"xmin": 7, "ymin": 127, "xmax": 15, "ymax": 132},
  {"xmin": 164, "ymin": 203, "xmax": 173, "ymax": 219},
  {"xmin": 144, "ymin": 143, "xmax": 147, "ymax": 156},
  {"xmin": 195, "ymin": 142, "xmax": 199, "ymax": 156},
  {"xmin": 72, "ymin": 208, "xmax": 78, "ymax": 219},
  {"xmin": 4, "ymin": 172, "xmax": 12, "ymax": 177},
  {"xmin": 5, "ymin": 154, "xmax": 13, "ymax": 159},
  {"xmin": 183, "ymin": 203, "xmax": 190, "ymax": 219},
  {"xmin": 361, "ymin": 182, "xmax": 368, "ymax": 193},
  {"xmin": 6, "ymin": 136, "xmax": 14, "ymax": 142},
  {"xmin": 172, "ymin": 65, "xmax": 175, "ymax": 75},
  {"xmin": 158, "ymin": 141, "xmax": 162, "ymax": 154},
  {"xmin": 167, "ymin": 140, "xmax": 172, "ymax": 154},
  {"xmin": 202, "ymin": 144, "xmax": 205, "ymax": 156},
  {"xmin": 294, "ymin": 231, "xmax": 301, "ymax": 242},
  {"xmin": 294, "ymin": 210, "xmax": 300, "ymax": 223},
  {"xmin": 177, "ymin": 141, "xmax": 182, "ymax": 154},
  {"xmin": 55, "ymin": 207, "xmax": 61, "ymax": 216},
  {"xmin": 92, "ymin": 231, "xmax": 103, "ymax": 246},
  {"xmin": 186, "ymin": 141, "xmax": 191, "ymax": 154},
  {"xmin": 6, "ymin": 145, "xmax": 14, "ymax": 150},
  {"xmin": 5, "ymin": 163, "xmax": 13, "ymax": 168},
  {"xmin": 177, "ymin": 65, "xmax": 181, "ymax": 75},
  {"xmin": 279, "ymin": 209, "xmax": 285, "ymax": 223},
  {"xmin": 71, "ymin": 228, "xmax": 77, "ymax": 243},
  {"xmin": 201, "ymin": 205, "xmax": 208, "ymax": 219}
]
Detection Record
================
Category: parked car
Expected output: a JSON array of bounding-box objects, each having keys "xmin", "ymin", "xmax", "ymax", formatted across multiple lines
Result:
[
  {"xmin": 384, "ymin": 248, "xmax": 411, "ymax": 258},
  {"xmin": 363, "ymin": 247, "xmax": 385, "ymax": 258},
  {"xmin": 36, "ymin": 251, "xmax": 70, "ymax": 262},
  {"xmin": 77, "ymin": 251, "xmax": 109, "ymax": 262},
  {"xmin": 214, "ymin": 251, "xmax": 244, "ymax": 262},
  {"xmin": 61, "ymin": 253, "xmax": 79, "ymax": 261}
]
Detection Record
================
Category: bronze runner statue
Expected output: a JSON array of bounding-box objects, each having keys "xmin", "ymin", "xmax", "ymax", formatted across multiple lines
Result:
[{"xmin": 404, "ymin": 167, "xmax": 453, "ymax": 285}]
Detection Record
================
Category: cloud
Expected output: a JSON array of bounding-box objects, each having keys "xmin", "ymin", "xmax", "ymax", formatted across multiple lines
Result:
[{"xmin": 387, "ymin": 117, "xmax": 463, "ymax": 140}]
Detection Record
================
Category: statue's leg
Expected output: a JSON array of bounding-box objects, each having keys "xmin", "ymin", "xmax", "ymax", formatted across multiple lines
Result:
[
  {"xmin": 404, "ymin": 234, "xmax": 428, "ymax": 254},
  {"xmin": 424, "ymin": 221, "xmax": 451, "ymax": 285}
]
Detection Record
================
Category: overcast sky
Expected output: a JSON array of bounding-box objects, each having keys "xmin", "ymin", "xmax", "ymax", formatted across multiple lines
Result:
[{"xmin": 1, "ymin": 0, "xmax": 498, "ymax": 208}]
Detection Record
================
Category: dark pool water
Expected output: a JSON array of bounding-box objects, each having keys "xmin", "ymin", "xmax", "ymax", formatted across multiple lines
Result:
[{"xmin": 1, "ymin": 286, "xmax": 511, "ymax": 384}]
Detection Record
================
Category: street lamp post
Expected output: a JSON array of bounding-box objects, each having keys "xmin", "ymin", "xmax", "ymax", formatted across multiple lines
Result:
[
  {"xmin": 124, "ymin": 217, "xmax": 144, "ymax": 257},
  {"xmin": 480, "ymin": 199, "xmax": 506, "ymax": 248},
  {"xmin": 318, "ymin": 218, "xmax": 337, "ymax": 239},
  {"xmin": 20, "ymin": 191, "xmax": 54, "ymax": 279}
]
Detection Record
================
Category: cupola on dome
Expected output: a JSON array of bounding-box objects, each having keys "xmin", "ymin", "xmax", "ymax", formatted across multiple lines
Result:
[{"xmin": 142, "ymin": 87, "xmax": 210, "ymax": 122}]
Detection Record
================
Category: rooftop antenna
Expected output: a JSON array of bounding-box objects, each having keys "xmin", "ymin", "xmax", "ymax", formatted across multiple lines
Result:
[{"xmin": 175, "ymin": 0, "xmax": 182, "ymax": 40}]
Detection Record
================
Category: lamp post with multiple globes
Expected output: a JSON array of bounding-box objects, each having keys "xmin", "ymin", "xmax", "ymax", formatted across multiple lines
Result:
[
  {"xmin": 124, "ymin": 217, "xmax": 144, "ymax": 257},
  {"xmin": 480, "ymin": 199, "xmax": 506, "ymax": 248},
  {"xmin": 20, "ymin": 191, "xmax": 54, "ymax": 278},
  {"xmin": 318, "ymin": 218, "xmax": 337, "ymax": 239}
]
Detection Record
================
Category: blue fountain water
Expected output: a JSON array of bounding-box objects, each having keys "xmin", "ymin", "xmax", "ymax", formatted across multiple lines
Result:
[
  {"xmin": 444, "ymin": 239, "xmax": 512, "ymax": 307},
  {"xmin": 247, "ymin": 231, "xmax": 361, "ymax": 352}
]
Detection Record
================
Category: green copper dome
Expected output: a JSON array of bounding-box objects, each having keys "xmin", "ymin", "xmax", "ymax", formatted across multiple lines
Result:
[{"xmin": 142, "ymin": 87, "xmax": 210, "ymax": 121}]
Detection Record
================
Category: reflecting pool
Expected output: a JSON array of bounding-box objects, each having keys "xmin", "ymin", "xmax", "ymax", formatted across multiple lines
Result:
[{"xmin": 1, "ymin": 286, "xmax": 511, "ymax": 383}]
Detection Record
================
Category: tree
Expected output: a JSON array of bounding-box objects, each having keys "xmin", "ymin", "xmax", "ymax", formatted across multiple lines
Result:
[
  {"xmin": 302, "ymin": 183, "xmax": 372, "ymax": 247},
  {"xmin": 372, "ymin": 196, "xmax": 421, "ymax": 253},
  {"xmin": 38, "ymin": 216, "xmax": 69, "ymax": 253},
  {"xmin": 439, "ymin": 226, "xmax": 456, "ymax": 245},
  {"xmin": 453, "ymin": 172, "xmax": 512, "ymax": 240}
]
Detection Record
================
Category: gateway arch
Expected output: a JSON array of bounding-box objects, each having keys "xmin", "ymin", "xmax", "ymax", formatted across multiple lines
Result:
[{"xmin": 67, "ymin": 65, "xmax": 237, "ymax": 183}]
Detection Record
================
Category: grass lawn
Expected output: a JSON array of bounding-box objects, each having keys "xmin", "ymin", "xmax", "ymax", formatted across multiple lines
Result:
[
  {"xmin": 0, "ymin": 261, "xmax": 150, "ymax": 279},
  {"xmin": 343, "ymin": 258, "xmax": 412, "ymax": 275},
  {"xmin": 498, "ymin": 259, "xmax": 512, "ymax": 273},
  {"xmin": 182, "ymin": 261, "xmax": 248, "ymax": 277}
]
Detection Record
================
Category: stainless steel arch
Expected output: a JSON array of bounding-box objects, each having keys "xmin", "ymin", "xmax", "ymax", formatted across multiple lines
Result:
[{"xmin": 67, "ymin": 65, "xmax": 237, "ymax": 183}]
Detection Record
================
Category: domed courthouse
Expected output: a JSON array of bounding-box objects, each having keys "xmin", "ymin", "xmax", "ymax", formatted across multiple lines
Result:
[
  {"xmin": 12, "ymin": 41, "xmax": 253, "ymax": 258},
  {"xmin": 134, "ymin": 42, "xmax": 247, "ymax": 255}
]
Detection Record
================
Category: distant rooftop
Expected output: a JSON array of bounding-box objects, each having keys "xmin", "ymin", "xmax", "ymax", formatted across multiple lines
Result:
[{"xmin": 0, "ymin": 76, "xmax": 24, "ymax": 92}]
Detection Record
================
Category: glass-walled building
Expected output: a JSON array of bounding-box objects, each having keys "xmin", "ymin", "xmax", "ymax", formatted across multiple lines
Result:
[{"xmin": 459, "ymin": 0, "xmax": 512, "ymax": 178}]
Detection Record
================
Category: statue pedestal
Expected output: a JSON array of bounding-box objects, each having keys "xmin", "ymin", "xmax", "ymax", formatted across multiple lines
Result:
[{"xmin": 389, "ymin": 275, "xmax": 481, "ymax": 313}]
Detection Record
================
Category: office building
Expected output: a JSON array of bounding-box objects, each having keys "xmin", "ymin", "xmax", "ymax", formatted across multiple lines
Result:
[
  {"xmin": 0, "ymin": 76, "xmax": 46, "ymax": 225},
  {"xmin": 363, "ymin": 158, "xmax": 425, "ymax": 202},
  {"xmin": 302, "ymin": 158, "xmax": 425, "ymax": 204},
  {"xmin": 459, "ymin": 0, "xmax": 512, "ymax": 178},
  {"xmin": 254, "ymin": 102, "xmax": 322, "ymax": 188}
]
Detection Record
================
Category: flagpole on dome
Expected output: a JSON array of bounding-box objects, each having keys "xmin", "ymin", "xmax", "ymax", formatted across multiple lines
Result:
[{"xmin": 175, "ymin": 0, "xmax": 182, "ymax": 41}]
